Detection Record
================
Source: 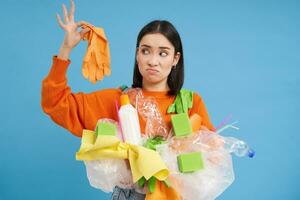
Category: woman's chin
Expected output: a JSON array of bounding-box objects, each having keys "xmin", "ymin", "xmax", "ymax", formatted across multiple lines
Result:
[{"xmin": 145, "ymin": 77, "xmax": 162, "ymax": 85}]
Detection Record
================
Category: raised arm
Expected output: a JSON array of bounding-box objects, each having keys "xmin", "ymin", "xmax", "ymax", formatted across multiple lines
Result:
[
  {"xmin": 41, "ymin": 0, "xmax": 119, "ymax": 137},
  {"xmin": 41, "ymin": 55, "xmax": 86, "ymax": 137}
]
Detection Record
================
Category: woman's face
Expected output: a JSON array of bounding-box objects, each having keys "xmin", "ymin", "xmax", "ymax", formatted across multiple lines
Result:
[{"xmin": 136, "ymin": 33, "xmax": 180, "ymax": 89}]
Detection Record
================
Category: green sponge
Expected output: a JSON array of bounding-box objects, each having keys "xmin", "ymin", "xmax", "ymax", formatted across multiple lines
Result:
[
  {"xmin": 171, "ymin": 113, "xmax": 192, "ymax": 137},
  {"xmin": 177, "ymin": 152, "xmax": 204, "ymax": 173},
  {"xmin": 96, "ymin": 122, "xmax": 117, "ymax": 136}
]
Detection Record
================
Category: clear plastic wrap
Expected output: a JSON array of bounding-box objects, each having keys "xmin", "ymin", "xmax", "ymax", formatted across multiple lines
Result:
[
  {"xmin": 126, "ymin": 88, "xmax": 169, "ymax": 139},
  {"xmin": 85, "ymin": 159, "xmax": 133, "ymax": 193},
  {"xmin": 156, "ymin": 129, "xmax": 235, "ymax": 200}
]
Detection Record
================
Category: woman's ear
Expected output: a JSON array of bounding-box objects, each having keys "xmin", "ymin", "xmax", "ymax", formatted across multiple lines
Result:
[{"xmin": 173, "ymin": 52, "xmax": 181, "ymax": 66}]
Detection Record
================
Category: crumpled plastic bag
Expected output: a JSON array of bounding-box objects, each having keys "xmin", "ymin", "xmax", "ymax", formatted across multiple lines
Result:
[
  {"xmin": 156, "ymin": 129, "xmax": 235, "ymax": 200},
  {"xmin": 85, "ymin": 159, "xmax": 133, "ymax": 193},
  {"xmin": 125, "ymin": 88, "xmax": 170, "ymax": 139},
  {"xmin": 83, "ymin": 118, "xmax": 134, "ymax": 192}
]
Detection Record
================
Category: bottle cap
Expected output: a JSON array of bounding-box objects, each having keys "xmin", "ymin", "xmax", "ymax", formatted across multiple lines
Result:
[
  {"xmin": 248, "ymin": 148, "xmax": 255, "ymax": 158},
  {"xmin": 120, "ymin": 94, "xmax": 130, "ymax": 106}
]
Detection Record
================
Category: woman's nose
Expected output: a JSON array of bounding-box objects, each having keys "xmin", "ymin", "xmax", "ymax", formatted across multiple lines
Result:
[{"xmin": 148, "ymin": 55, "xmax": 159, "ymax": 66}]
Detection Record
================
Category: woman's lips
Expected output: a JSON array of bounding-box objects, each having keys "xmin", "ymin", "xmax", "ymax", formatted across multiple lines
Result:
[{"xmin": 146, "ymin": 69, "xmax": 159, "ymax": 74}]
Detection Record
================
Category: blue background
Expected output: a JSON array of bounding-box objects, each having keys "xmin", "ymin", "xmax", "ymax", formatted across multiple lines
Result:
[{"xmin": 0, "ymin": 0, "xmax": 299, "ymax": 199}]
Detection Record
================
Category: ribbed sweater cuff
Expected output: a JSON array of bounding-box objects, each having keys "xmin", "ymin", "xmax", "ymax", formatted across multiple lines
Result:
[{"xmin": 48, "ymin": 55, "xmax": 71, "ymax": 82}]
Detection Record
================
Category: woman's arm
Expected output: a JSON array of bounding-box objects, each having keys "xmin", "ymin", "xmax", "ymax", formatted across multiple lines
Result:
[
  {"xmin": 40, "ymin": 0, "xmax": 88, "ymax": 136},
  {"xmin": 58, "ymin": 46, "xmax": 72, "ymax": 61},
  {"xmin": 41, "ymin": 56, "xmax": 121, "ymax": 137},
  {"xmin": 41, "ymin": 56, "xmax": 86, "ymax": 137}
]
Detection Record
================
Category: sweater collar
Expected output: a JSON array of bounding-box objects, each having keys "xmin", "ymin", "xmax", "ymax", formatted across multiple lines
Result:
[{"xmin": 141, "ymin": 88, "xmax": 173, "ymax": 98}]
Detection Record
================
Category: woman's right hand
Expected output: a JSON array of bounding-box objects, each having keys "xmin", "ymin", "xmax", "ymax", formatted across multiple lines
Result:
[{"xmin": 56, "ymin": 0, "xmax": 90, "ymax": 50}]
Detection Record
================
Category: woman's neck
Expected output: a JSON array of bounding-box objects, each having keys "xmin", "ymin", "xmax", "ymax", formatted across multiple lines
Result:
[{"xmin": 142, "ymin": 80, "xmax": 170, "ymax": 92}]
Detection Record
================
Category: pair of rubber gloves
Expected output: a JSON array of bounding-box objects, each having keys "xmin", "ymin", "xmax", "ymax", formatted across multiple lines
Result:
[{"xmin": 81, "ymin": 23, "xmax": 111, "ymax": 83}]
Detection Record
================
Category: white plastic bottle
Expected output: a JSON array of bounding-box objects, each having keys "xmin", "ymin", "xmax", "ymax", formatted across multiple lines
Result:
[{"xmin": 118, "ymin": 94, "xmax": 142, "ymax": 145}]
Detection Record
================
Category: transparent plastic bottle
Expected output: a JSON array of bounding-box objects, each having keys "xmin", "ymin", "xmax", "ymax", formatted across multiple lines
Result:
[
  {"xmin": 222, "ymin": 136, "xmax": 255, "ymax": 158},
  {"xmin": 118, "ymin": 94, "xmax": 142, "ymax": 145}
]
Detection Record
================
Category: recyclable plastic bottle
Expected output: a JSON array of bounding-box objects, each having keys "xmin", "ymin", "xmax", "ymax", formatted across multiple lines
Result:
[
  {"xmin": 118, "ymin": 94, "xmax": 142, "ymax": 145},
  {"xmin": 222, "ymin": 137, "xmax": 255, "ymax": 158}
]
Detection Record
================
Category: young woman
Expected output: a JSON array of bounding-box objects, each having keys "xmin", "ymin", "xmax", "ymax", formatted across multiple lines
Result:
[{"xmin": 41, "ymin": 0, "xmax": 215, "ymax": 199}]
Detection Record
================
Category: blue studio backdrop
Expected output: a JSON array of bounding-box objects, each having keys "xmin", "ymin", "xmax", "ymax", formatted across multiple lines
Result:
[{"xmin": 0, "ymin": 0, "xmax": 299, "ymax": 199}]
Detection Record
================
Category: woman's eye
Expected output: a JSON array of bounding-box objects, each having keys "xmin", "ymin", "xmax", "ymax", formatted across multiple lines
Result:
[
  {"xmin": 141, "ymin": 49, "xmax": 150, "ymax": 55},
  {"xmin": 160, "ymin": 51, "xmax": 168, "ymax": 57}
]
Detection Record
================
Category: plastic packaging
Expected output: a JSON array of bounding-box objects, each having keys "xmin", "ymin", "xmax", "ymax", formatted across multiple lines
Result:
[
  {"xmin": 118, "ymin": 94, "xmax": 142, "ymax": 145},
  {"xmin": 126, "ymin": 88, "xmax": 169, "ymax": 139},
  {"xmin": 85, "ymin": 159, "xmax": 133, "ymax": 193},
  {"xmin": 222, "ymin": 137, "xmax": 255, "ymax": 158},
  {"xmin": 156, "ymin": 129, "xmax": 235, "ymax": 200},
  {"xmin": 83, "ymin": 118, "xmax": 134, "ymax": 192},
  {"xmin": 79, "ymin": 90, "xmax": 255, "ymax": 198}
]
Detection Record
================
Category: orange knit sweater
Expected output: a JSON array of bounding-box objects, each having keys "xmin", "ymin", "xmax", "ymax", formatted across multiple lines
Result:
[{"xmin": 41, "ymin": 56, "xmax": 215, "ymax": 137}]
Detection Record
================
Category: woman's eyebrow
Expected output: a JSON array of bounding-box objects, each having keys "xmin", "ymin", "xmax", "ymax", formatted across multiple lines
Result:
[{"xmin": 140, "ymin": 44, "xmax": 171, "ymax": 50}]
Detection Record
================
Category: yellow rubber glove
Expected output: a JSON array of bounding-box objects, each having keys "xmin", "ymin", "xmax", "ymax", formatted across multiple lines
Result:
[
  {"xmin": 76, "ymin": 131, "xmax": 169, "ymax": 183},
  {"xmin": 81, "ymin": 23, "xmax": 111, "ymax": 83}
]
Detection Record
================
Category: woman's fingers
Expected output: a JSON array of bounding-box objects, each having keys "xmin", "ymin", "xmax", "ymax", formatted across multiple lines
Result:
[
  {"xmin": 69, "ymin": 0, "xmax": 75, "ymax": 22},
  {"xmin": 62, "ymin": 4, "xmax": 69, "ymax": 23},
  {"xmin": 80, "ymin": 27, "xmax": 91, "ymax": 39},
  {"xmin": 76, "ymin": 20, "xmax": 90, "ymax": 28},
  {"xmin": 56, "ymin": 13, "xmax": 66, "ymax": 29}
]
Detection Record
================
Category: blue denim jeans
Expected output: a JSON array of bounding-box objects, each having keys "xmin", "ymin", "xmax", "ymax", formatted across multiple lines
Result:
[{"xmin": 111, "ymin": 186, "xmax": 146, "ymax": 200}]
